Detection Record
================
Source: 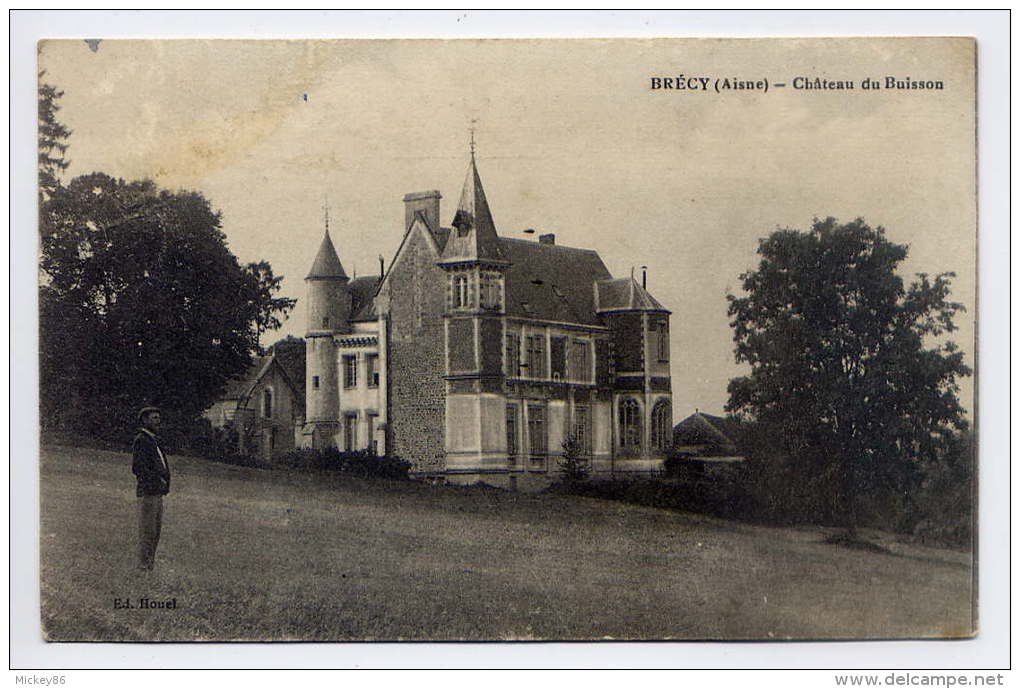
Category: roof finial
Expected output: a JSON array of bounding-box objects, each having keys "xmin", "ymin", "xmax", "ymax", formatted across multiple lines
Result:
[
  {"xmin": 469, "ymin": 118, "xmax": 478, "ymax": 160},
  {"xmin": 323, "ymin": 194, "xmax": 330, "ymax": 235}
]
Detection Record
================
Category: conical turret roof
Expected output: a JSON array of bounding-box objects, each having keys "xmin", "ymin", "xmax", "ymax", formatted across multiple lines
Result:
[
  {"xmin": 440, "ymin": 156, "xmax": 506, "ymax": 263},
  {"xmin": 306, "ymin": 230, "xmax": 348, "ymax": 280}
]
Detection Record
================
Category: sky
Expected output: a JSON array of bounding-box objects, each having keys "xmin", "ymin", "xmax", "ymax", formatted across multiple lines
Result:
[{"xmin": 38, "ymin": 38, "xmax": 977, "ymax": 421}]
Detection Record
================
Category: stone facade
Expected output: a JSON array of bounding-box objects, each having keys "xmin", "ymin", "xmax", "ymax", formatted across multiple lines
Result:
[{"xmin": 382, "ymin": 221, "xmax": 448, "ymax": 474}]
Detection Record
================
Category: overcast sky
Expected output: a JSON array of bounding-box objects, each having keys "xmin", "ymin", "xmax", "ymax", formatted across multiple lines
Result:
[{"xmin": 39, "ymin": 38, "xmax": 977, "ymax": 420}]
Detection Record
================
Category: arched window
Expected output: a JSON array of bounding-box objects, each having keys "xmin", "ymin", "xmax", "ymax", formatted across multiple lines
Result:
[
  {"xmin": 619, "ymin": 398, "xmax": 641, "ymax": 449},
  {"xmin": 651, "ymin": 399, "xmax": 672, "ymax": 452},
  {"xmin": 453, "ymin": 274, "xmax": 469, "ymax": 309},
  {"xmin": 262, "ymin": 388, "xmax": 273, "ymax": 419}
]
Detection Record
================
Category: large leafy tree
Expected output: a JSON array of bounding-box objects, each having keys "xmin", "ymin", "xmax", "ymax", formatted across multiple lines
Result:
[
  {"xmin": 38, "ymin": 80, "xmax": 295, "ymax": 439},
  {"xmin": 39, "ymin": 172, "xmax": 296, "ymax": 438},
  {"xmin": 726, "ymin": 218, "xmax": 970, "ymax": 531}
]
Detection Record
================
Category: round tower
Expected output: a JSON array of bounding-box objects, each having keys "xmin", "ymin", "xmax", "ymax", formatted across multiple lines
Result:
[{"xmin": 304, "ymin": 229, "xmax": 351, "ymax": 448}]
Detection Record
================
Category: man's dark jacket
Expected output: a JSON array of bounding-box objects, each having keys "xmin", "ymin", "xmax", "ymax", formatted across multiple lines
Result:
[{"xmin": 132, "ymin": 430, "xmax": 171, "ymax": 497}]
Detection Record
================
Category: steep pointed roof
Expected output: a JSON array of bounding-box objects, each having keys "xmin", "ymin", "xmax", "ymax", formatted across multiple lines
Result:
[
  {"xmin": 306, "ymin": 230, "xmax": 348, "ymax": 280},
  {"xmin": 440, "ymin": 156, "xmax": 506, "ymax": 263},
  {"xmin": 594, "ymin": 277, "xmax": 669, "ymax": 313}
]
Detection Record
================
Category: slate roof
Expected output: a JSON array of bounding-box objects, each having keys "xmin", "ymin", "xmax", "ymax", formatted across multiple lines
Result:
[
  {"xmin": 499, "ymin": 237, "xmax": 612, "ymax": 326},
  {"xmin": 673, "ymin": 412, "xmax": 743, "ymax": 451},
  {"xmin": 220, "ymin": 359, "xmax": 265, "ymax": 400},
  {"xmin": 270, "ymin": 338, "xmax": 306, "ymax": 399},
  {"xmin": 306, "ymin": 230, "xmax": 348, "ymax": 280},
  {"xmin": 595, "ymin": 277, "xmax": 668, "ymax": 313},
  {"xmin": 349, "ymin": 275, "xmax": 383, "ymax": 322},
  {"xmin": 217, "ymin": 339, "xmax": 307, "ymax": 405}
]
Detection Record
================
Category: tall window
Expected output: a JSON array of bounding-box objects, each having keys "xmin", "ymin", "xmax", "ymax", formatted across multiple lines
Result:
[
  {"xmin": 262, "ymin": 388, "xmax": 273, "ymax": 419},
  {"xmin": 343, "ymin": 355, "xmax": 358, "ymax": 388},
  {"xmin": 506, "ymin": 404, "xmax": 519, "ymax": 460},
  {"xmin": 344, "ymin": 414, "xmax": 357, "ymax": 451},
  {"xmin": 505, "ymin": 334, "xmax": 520, "ymax": 377},
  {"xmin": 657, "ymin": 321, "xmax": 670, "ymax": 362},
  {"xmin": 569, "ymin": 339, "xmax": 592, "ymax": 382},
  {"xmin": 367, "ymin": 414, "xmax": 378, "ymax": 455},
  {"xmin": 651, "ymin": 400, "xmax": 672, "ymax": 452},
  {"xmin": 619, "ymin": 398, "xmax": 642, "ymax": 450},
  {"xmin": 480, "ymin": 273, "xmax": 502, "ymax": 310},
  {"xmin": 527, "ymin": 404, "xmax": 547, "ymax": 458},
  {"xmin": 453, "ymin": 274, "xmax": 469, "ymax": 309},
  {"xmin": 367, "ymin": 354, "xmax": 380, "ymax": 388},
  {"xmin": 573, "ymin": 405, "xmax": 591, "ymax": 456},
  {"xmin": 312, "ymin": 375, "xmax": 320, "ymax": 390},
  {"xmin": 526, "ymin": 334, "xmax": 546, "ymax": 378}
]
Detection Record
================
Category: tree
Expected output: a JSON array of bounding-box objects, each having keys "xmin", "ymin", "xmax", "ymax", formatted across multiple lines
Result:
[
  {"xmin": 726, "ymin": 217, "xmax": 970, "ymax": 533},
  {"xmin": 39, "ymin": 172, "xmax": 296, "ymax": 439},
  {"xmin": 38, "ymin": 73, "xmax": 71, "ymax": 202}
]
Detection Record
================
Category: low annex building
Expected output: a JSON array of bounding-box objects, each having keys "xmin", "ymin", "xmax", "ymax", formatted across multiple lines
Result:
[
  {"xmin": 301, "ymin": 153, "xmax": 674, "ymax": 487},
  {"xmin": 671, "ymin": 411, "xmax": 746, "ymax": 463},
  {"xmin": 204, "ymin": 336, "xmax": 306, "ymax": 462}
]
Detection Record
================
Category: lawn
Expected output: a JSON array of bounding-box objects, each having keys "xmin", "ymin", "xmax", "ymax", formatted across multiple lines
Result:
[{"xmin": 39, "ymin": 445, "xmax": 974, "ymax": 641}]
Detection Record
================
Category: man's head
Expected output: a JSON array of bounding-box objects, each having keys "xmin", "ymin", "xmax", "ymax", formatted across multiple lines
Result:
[{"xmin": 138, "ymin": 407, "xmax": 161, "ymax": 431}]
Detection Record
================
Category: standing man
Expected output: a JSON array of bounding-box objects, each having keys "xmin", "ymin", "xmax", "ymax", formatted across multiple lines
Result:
[{"xmin": 132, "ymin": 407, "xmax": 171, "ymax": 571}]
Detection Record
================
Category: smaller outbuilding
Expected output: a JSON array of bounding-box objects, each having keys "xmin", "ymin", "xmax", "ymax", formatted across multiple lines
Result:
[
  {"xmin": 671, "ymin": 411, "xmax": 746, "ymax": 463},
  {"xmin": 203, "ymin": 337, "xmax": 306, "ymax": 462}
]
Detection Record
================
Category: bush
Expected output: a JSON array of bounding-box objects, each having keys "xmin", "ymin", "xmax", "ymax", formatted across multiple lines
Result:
[
  {"xmin": 908, "ymin": 432, "xmax": 974, "ymax": 548},
  {"xmin": 557, "ymin": 437, "xmax": 590, "ymax": 484},
  {"xmin": 736, "ymin": 431, "xmax": 975, "ymax": 548},
  {"xmin": 280, "ymin": 447, "xmax": 411, "ymax": 481},
  {"xmin": 178, "ymin": 419, "xmax": 266, "ymax": 469},
  {"xmin": 555, "ymin": 462, "xmax": 753, "ymax": 522}
]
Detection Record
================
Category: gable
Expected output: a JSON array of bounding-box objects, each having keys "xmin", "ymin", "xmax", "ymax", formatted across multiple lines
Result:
[{"xmin": 377, "ymin": 214, "xmax": 443, "ymax": 302}]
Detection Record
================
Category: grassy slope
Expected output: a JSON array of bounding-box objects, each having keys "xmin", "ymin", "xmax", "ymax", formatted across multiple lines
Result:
[{"xmin": 40, "ymin": 445, "xmax": 974, "ymax": 641}]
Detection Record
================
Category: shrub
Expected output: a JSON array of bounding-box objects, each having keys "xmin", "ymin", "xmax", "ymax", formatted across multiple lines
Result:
[
  {"xmin": 557, "ymin": 436, "xmax": 590, "ymax": 484},
  {"xmin": 180, "ymin": 419, "xmax": 267, "ymax": 469},
  {"xmin": 341, "ymin": 450, "xmax": 412, "ymax": 480},
  {"xmin": 279, "ymin": 447, "xmax": 411, "ymax": 480},
  {"xmin": 555, "ymin": 462, "xmax": 753, "ymax": 522}
]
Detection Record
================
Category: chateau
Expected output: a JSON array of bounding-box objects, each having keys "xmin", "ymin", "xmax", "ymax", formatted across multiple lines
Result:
[{"xmin": 300, "ymin": 153, "xmax": 673, "ymax": 487}]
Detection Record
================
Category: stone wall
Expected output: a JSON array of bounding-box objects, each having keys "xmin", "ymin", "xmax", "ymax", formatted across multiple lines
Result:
[
  {"xmin": 478, "ymin": 318, "xmax": 503, "ymax": 376},
  {"xmin": 447, "ymin": 318, "xmax": 475, "ymax": 372},
  {"xmin": 385, "ymin": 227, "xmax": 448, "ymax": 474}
]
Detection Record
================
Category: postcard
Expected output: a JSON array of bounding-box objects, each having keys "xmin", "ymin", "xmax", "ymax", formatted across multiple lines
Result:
[{"xmin": 37, "ymin": 37, "xmax": 976, "ymax": 641}]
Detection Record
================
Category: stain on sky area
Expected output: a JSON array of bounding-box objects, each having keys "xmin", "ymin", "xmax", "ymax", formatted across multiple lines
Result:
[{"xmin": 84, "ymin": 39, "xmax": 102, "ymax": 53}]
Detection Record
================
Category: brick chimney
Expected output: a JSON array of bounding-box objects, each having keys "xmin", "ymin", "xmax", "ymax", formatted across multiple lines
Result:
[
  {"xmin": 539, "ymin": 233, "xmax": 556, "ymax": 245},
  {"xmin": 403, "ymin": 190, "xmax": 441, "ymax": 231}
]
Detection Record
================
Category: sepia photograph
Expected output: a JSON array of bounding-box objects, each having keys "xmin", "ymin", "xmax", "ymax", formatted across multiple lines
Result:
[{"xmin": 32, "ymin": 33, "xmax": 981, "ymax": 646}]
